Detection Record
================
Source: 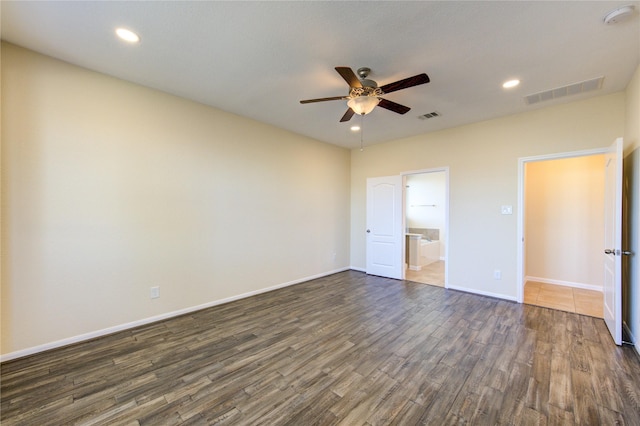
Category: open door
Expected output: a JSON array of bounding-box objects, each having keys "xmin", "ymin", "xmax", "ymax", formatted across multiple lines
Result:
[
  {"xmin": 603, "ymin": 138, "xmax": 623, "ymax": 345},
  {"xmin": 366, "ymin": 175, "xmax": 403, "ymax": 279}
]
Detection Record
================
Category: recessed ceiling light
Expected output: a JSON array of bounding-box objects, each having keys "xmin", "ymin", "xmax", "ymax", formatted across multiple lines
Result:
[
  {"xmin": 502, "ymin": 79, "xmax": 520, "ymax": 89},
  {"xmin": 350, "ymin": 125, "xmax": 361, "ymax": 132},
  {"xmin": 116, "ymin": 28, "xmax": 140, "ymax": 43}
]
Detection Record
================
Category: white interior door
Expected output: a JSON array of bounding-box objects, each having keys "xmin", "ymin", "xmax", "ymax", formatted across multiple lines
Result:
[
  {"xmin": 603, "ymin": 138, "xmax": 623, "ymax": 345},
  {"xmin": 366, "ymin": 175, "xmax": 403, "ymax": 279}
]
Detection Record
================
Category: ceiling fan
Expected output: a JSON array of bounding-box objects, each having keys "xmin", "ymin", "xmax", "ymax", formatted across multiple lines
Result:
[{"xmin": 300, "ymin": 66, "xmax": 430, "ymax": 122}]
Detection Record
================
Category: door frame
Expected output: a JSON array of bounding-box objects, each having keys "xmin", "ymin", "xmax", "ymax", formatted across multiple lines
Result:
[
  {"xmin": 516, "ymin": 148, "xmax": 608, "ymax": 303},
  {"xmin": 401, "ymin": 167, "xmax": 450, "ymax": 288}
]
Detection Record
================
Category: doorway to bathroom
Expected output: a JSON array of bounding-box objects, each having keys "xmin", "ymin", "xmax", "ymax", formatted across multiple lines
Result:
[{"xmin": 403, "ymin": 169, "xmax": 448, "ymax": 287}]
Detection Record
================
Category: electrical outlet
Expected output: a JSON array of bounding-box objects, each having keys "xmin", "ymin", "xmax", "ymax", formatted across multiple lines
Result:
[
  {"xmin": 150, "ymin": 286, "xmax": 160, "ymax": 299},
  {"xmin": 501, "ymin": 205, "xmax": 513, "ymax": 215},
  {"xmin": 333, "ymin": 252, "xmax": 337, "ymax": 262},
  {"xmin": 494, "ymin": 270, "xmax": 501, "ymax": 280}
]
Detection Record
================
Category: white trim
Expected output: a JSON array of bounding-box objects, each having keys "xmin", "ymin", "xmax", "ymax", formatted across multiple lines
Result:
[
  {"xmin": 447, "ymin": 284, "xmax": 518, "ymax": 302},
  {"xmin": 401, "ymin": 167, "xmax": 450, "ymax": 289},
  {"xmin": 409, "ymin": 266, "xmax": 422, "ymax": 271},
  {"xmin": 519, "ymin": 147, "xmax": 609, "ymax": 164},
  {"xmin": 524, "ymin": 276, "xmax": 603, "ymax": 292},
  {"xmin": 350, "ymin": 266, "xmax": 366, "ymax": 273},
  {"xmin": 517, "ymin": 147, "xmax": 610, "ymax": 304},
  {"xmin": 0, "ymin": 267, "xmax": 350, "ymax": 363}
]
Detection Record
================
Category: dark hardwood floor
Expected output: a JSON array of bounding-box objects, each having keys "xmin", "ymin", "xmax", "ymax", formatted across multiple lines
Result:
[{"xmin": 2, "ymin": 270, "xmax": 640, "ymax": 425}]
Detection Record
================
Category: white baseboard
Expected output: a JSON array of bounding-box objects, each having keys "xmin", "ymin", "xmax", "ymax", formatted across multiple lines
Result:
[
  {"xmin": 0, "ymin": 267, "xmax": 350, "ymax": 363},
  {"xmin": 350, "ymin": 266, "xmax": 366, "ymax": 273},
  {"xmin": 525, "ymin": 276, "xmax": 603, "ymax": 292},
  {"xmin": 447, "ymin": 284, "xmax": 518, "ymax": 302},
  {"xmin": 409, "ymin": 266, "xmax": 422, "ymax": 271}
]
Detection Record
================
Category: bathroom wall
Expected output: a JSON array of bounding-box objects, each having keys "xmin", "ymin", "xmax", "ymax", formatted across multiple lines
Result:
[{"xmin": 406, "ymin": 172, "xmax": 446, "ymax": 258}]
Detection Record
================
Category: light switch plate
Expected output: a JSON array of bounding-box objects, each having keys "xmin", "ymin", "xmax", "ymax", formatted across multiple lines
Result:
[{"xmin": 501, "ymin": 205, "xmax": 513, "ymax": 215}]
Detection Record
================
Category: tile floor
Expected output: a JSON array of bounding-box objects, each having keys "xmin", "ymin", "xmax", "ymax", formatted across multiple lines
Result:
[
  {"xmin": 524, "ymin": 281, "xmax": 603, "ymax": 318},
  {"xmin": 405, "ymin": 261, "xmax": 445, "ymax": 287}
]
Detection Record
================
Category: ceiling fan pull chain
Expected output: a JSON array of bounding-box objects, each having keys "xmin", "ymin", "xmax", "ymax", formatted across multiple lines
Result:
[{"xmin": 360, "ymin": 114, "xmax": 364, "ymax": 152}]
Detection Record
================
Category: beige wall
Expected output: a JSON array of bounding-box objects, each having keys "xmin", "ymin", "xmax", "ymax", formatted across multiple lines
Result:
[
  {"xmin": 351, "ymin": 92, "xmax": 625, "ymax": 300},
  {"xmin": 1, "ymin": 43, "xmax": 351, "ymax": 357},
  {"xmin": 525, "ymin": 155, "xmax": 605, "ymax": 290}
]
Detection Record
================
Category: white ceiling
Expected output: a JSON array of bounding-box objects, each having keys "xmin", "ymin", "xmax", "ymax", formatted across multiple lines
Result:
[{"xmin": 2, "ymin": 1, "xmax": 639, "ymax": 149}]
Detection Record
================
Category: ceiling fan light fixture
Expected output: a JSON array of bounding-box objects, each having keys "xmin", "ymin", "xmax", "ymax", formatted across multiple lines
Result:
[{"xmin": 347, "ymin": 96, "xmax": 380, "ymax": 115}]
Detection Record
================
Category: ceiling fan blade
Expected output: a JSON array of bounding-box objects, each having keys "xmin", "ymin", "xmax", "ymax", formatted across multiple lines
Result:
[
  {"xmin": 378, "ymin": 98, "xmax": 411, "ymax": 115},
  {"xmin": 380, "ymin": 73, "xmax": 430, "ymax": 94},
  {"xmin": 335, "ymin": 67, "xmax": 363, "ymax": 88},
  {"xmin": 300, "ymin": 96, "xmax": 347, "ymax": 104},
  {"xmin": 340, "ymin": 108, "xmax": 355, "ymax": 122}
]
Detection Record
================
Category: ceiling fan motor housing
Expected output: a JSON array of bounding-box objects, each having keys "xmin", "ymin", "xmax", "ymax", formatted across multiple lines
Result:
[{"xmin": 360, "ymin": 79, "xmax": 378, "ymax": 88}]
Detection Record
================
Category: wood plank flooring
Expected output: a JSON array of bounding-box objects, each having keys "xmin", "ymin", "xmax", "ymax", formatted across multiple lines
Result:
[{"xmin": 2, "ymin": 270, "xmax": 640, "ymax": 425}]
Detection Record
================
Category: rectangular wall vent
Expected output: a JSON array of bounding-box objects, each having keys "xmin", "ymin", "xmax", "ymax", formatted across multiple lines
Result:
[
  {"xmin": 524, "ymin": 76, "xmax": 604, "ymax": 105},
  {"xmin": 418, "ymin": 111, "xmax": 441, "ymax": 120}
]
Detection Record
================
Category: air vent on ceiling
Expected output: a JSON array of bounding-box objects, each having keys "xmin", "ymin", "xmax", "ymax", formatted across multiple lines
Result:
[
  {"xmin": 524, "ymin": 77, "xmax": 604, "ymax": 105},
  {"xmin": 418, "ymin": 111, "xmax": 441, "ymax": 120}
]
